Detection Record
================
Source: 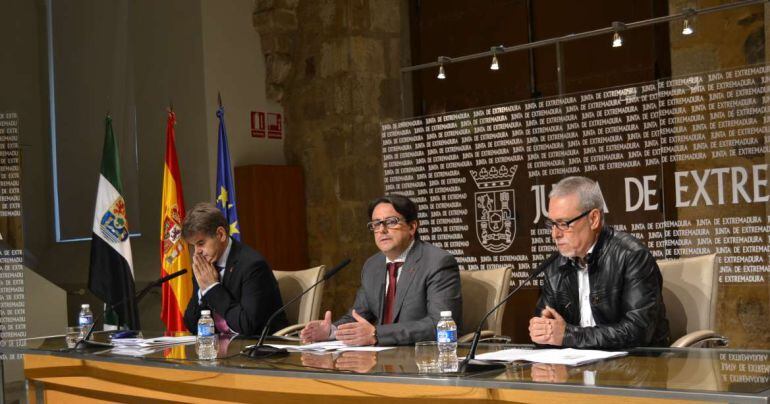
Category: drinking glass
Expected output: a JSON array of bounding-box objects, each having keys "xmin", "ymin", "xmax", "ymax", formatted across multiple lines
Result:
[
  {"xmin": 65, "ymin": 326, "xmax": 82, "ymax": 348},
  {"xmin": 414, "ymin": 341, "xmax": 440, "ymax": 373}
]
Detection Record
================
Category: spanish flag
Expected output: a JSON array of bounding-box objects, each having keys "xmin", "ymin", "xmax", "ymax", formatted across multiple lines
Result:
[{"xmin": 160, "ymin": 110, "xmax": 192, "ymax": 332}]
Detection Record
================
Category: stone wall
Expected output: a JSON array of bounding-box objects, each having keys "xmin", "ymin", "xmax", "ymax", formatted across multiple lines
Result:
[{"xmin": 253, "ymin": 0, "xmax": 405, "ymax": 318}]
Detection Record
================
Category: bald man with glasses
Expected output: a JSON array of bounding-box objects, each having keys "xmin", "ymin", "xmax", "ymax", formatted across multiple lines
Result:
[
  {"xmin": 301, "ymin": 194, "xmax": 462, "ymax": 346},
  {"xmin": 529, "ymin": 176, "xmax": 669, "ymax": 349}
]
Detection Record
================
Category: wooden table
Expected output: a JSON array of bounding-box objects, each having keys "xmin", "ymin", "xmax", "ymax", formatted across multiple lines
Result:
[{"xmin": 6, "ymin": 335, "xmax": 770, "ymax": 403}]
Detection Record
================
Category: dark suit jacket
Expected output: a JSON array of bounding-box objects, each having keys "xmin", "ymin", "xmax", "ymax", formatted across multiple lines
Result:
[
  {"xmin": 335, "ymin": 239, "xmax": 462, "ymax": 346},
  {"xmin": 184, "ymin": 238, "xmax": 287, "ymax": 337}
]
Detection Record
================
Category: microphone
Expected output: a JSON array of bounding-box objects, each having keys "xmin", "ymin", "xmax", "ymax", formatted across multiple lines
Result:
[
  {"xmin": 135, "ymin": 269, "xmax": 188, "ymax": 302},
  {"xmin": 458, "ymin": 254, "xmax": 558, "ymax": 373},
  {"xmin": 75, "ymin": 269, "xmax": 188, "ymax": 349},
  {"xmin": 242, "ymin": 258, "xmax": 351, "ymax": 358}
]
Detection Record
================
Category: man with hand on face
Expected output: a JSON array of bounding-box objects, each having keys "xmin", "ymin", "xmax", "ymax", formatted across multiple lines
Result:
[
  {"xmin": 529, "ymin": 176, "xmax": 669, "ymax": 349},
  {"xmin": 182, "ymin": 202, "xmax": 287, "ymax": 337},
  {"xmin": 300, "ymin": 194, "xmax": 462, "ymax": 346}
]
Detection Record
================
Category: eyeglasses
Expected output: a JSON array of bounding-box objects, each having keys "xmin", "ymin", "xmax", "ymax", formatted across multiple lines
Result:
[
  {"xmin": 543, "ymin": 209, "xmax": 593, "ymax": 231},
  {"xmin": 367, "ymin": 216, "xmax": 404, "ymax": 232}
]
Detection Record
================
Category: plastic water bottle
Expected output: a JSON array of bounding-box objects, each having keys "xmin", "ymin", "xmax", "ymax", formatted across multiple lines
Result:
[
  {"xmin": 196, "ymin": 310, "xmax": 217, "ymax": 360},
  {"xmin": 78, "ymin": 304, "xmax": 94, "ymax": 337},
  {"xmin": 436, "ymin": 310, "xmax": 458, "ymax": 372}
]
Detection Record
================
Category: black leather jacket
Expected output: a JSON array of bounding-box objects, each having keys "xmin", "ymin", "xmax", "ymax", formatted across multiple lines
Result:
[{"xmin": 535, "ymin": 226, "xmax": 670, "ymax": 349}]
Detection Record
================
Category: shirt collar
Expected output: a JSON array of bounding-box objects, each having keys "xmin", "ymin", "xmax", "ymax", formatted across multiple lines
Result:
[
  {"xmin": 215, "ymin": 237, "xmax": 233, "ymax": 269},
  {"xmin": 572, "ymin": 243, "xmax": 596, "ymax": 270},
  {"xmin": 385, "ymin": 239, "xmax": 415, "ymax": 264}
]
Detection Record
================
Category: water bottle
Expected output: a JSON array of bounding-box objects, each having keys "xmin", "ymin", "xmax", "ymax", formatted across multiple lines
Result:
[
  {"xmin": 196, "ymin": 310, "xmax": 217, "ymax": 360},
  {"xmin": 436, "ymin": 310, "xmax": 458, "ymax": 372},
  {"xmin": 78, "ymin": 304, "xmax": 94, "ymax": 338}
]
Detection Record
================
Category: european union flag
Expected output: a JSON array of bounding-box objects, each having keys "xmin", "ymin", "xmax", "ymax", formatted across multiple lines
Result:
[{"xmin": 215, "ymin": 106, "xmax": 241, "ymax": 241}]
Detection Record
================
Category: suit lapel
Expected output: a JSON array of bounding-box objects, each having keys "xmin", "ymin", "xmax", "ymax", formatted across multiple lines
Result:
[
  {"xmin": 562, "ymin": 262, "xmax": 580, "ymax": 324},
  {"xmin": 222, "ymin": 238, "xmax": 239, "ymax": 286},
  {"xmin": 391, "ymin": 240, "xmax": 421, "ymax": 322},
  {"xmin": 372, "ymin": 255, "xmax": 387, "ymax": 324}
]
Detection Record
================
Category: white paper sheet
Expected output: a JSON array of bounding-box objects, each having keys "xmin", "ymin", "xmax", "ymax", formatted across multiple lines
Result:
[
  {"xmin": 110, "ymin": 335, "xmax": 197, "ymax": 348},
  {"xmin": 250, "ymin": 341, "xmax": 395, "ymax": 353},
  {"xmin": 474, "ymin": 348, "xmax": 627, "ymax": 366}
]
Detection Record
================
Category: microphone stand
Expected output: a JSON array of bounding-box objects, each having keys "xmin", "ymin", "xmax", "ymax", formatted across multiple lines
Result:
[
  {"xmin": 75, "ymin": 269, "xmax": 188, "ymax": 349},
  {"xmin": 458, "ymin": 256, "xmax": 556, "ymax": 373},
  {"xmin": 243, "ymin": 258, "xmax": 351, "ymax": 358}
]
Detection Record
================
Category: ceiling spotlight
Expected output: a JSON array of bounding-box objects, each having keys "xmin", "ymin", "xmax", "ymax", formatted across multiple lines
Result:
[
  {"xmin": 490, "ymin": 46, "xmax": 504, "ymax": 71},
  {"xmin": 682, "ymin": 19, "xmax": 693, "ymax": 35},
  {"xmin": 611, "ymin": 22, "xmax": 627, "ymax": 48},
  {"xmin": 437, "ymin": 56, "xmax": 450, "ymax": 80},
  {"xmin": 437, "ymin": 64, "xmax": 446, "ymax": 79},
  {"xmin": 612, "ymin": 32, "xmax": 623, "ymax": 47},
  {"xmin": 682, "ymin": 9, "xmax": 696, "ymax": 35}
]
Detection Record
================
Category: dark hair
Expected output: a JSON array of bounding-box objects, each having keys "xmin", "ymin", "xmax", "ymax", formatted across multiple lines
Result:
[
  {"xmin": 367, "ymin": 194, "xmax": 419, "ymax": 222},
  {"xmin": 182, "ymin": 202, "xmax": 228, "ymax": 239}
]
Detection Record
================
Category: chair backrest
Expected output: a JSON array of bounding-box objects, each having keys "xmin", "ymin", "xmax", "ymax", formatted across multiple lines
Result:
[
  {"xmin": 657, "ymin": 254, "xmax": 717, "ymax": 341},
  {"xmin": 459, "ymin": 266, "xmax": 513, "ymax": 336},
  {"xmin": 273, "ymin": 265, "xmax": 326, "ymax": 325}
]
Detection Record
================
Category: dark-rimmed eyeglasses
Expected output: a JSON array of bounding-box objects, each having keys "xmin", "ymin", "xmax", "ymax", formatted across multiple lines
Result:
[
  {"xmin": 543, "ymin": 209, "xmax": 593, "ymax": 231},
  {"xmin": 367, "ymin": 216, "xmax": 404, "ymax": 232}
]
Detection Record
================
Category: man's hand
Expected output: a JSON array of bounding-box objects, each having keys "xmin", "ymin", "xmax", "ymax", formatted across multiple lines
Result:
[
  {"xmin": 530, "ymin": 363, "xmax": 569, "ymax": 383},
  {"xmin": 336, "ymin": 310, "xmax": 377, "ymax": 346},
  {"xmin": 528, "ymin": 305, "xmax": 566, "ymax": 346},
  {"xmin": 335, "ymin": 351, "xmax": 377, "ymax": 373},
  {"xmin": 300, "ymin": 352, "xmax": 335, "ymax": 370},
  {"xmin": 192, "ymin": 253, "xmax": 219, "ymax": 290},
  {"xmin": 300, "ymin": 311, "xmax": 332, "ymax": 344}
]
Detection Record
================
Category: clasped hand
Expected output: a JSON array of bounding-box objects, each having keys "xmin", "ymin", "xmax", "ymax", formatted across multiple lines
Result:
[
  {"xmin": 528, "ymin": 305, "xmax": 566, "ymax": 346},
  {"xmin": 192, "ymin": 253, "xmax": 219, "ymax": 290}
]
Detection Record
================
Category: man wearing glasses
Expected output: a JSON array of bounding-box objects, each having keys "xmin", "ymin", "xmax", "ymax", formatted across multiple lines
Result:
[
  {"xmin": 529, "ymin": 176, "xmax": 669, "ymax": 349},
  {"xmin": 301, "ymin": 194, "xmax": 462, "ymax": 346}
]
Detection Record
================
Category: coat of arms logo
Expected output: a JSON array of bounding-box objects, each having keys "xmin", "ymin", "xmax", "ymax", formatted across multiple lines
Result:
[
  {"xmin": 471, "ymin": 165, "xmax": 517, "ymax": 253},
  {"xmin": 162, "ymin": 205, "xmax": 184, "ymax": 265},
  {"xmin": 100, "ymin": 197, "xmax": 130, "ymax": 243}
]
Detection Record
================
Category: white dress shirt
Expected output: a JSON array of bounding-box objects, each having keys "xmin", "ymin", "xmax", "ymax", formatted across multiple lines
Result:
[
  {"xmin": 577, "ymin": 244, "xmax": 596, "ymax": 328},
  {"xmin": 384, "ymin": 239, "xmax": 415, "ymax": 290}
]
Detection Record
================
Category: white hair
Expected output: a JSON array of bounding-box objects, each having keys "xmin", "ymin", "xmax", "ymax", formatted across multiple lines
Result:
[{"xmin": 549, "ymin": 176, "xmax": 605, "ymax": 212}]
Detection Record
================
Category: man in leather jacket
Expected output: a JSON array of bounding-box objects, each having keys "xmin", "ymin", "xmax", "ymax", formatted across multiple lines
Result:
[{"xmin": 529, "ymin": 176, "xmax": 669, "ymax": 349}]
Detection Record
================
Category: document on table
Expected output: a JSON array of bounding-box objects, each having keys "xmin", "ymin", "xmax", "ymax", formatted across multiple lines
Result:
[
  {"xmin": 249, "ymin": 340, "xmax": 395, "ymax": 353},
  {"xmin": 473, "ymin": 348, "xmax": 627, "ymax": 366},
  {"xmin": 108, "ymin": 336, "xmax": 198, "ymax": 356},
  {"xmin": 110, "ymin": 336, "xmax": 197, "ymax": 348}
]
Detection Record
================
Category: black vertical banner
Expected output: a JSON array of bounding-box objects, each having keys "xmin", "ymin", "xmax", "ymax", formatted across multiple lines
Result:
[{"xmin": 382, "ymin": 64, "xmax": 770, "ymax": 348}]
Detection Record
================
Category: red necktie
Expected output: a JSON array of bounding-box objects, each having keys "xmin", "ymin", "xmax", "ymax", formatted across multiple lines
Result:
[
  {"xmin": 217, "ymin": 334, "xmax": 232, "ymax": 356},
  {"xmin": 213, "ymin": 312, "xmax": 231, "ymax": 334},
  {"xmin": 382, "ymin": 262, "xmax": 402, "ymax": 324}
]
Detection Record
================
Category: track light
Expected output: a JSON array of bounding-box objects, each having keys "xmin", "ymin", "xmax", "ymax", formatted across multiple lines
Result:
[
  {"xmin": 612, "ymin": 32, "xmax": 623, "ymax": 47},
  {"xmin": 682, "ymin": 9, "xmax": 695, "ymax": 35},
  {"xmin": 437, "ymin": 56, "xmax": 450, "ymax": 79},
  {"xmin": 489, "ymin": 46, "xmax": 504, "ymax": 71},
  {"xmin": 611, "ymin": 22, "xmax": 627, "ymax": 48},
  {"xmin": 682, "ymin": 19, "xmax": 693, "ymax": 35}
]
